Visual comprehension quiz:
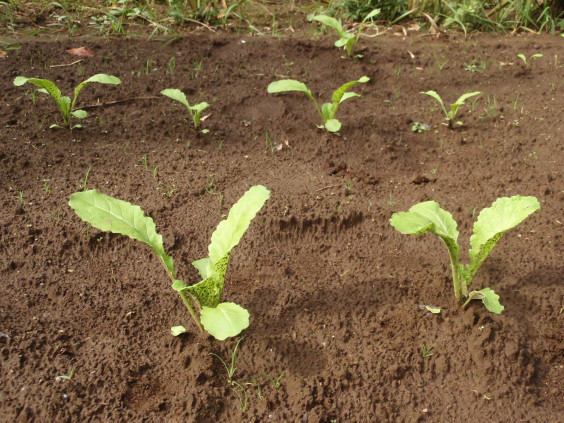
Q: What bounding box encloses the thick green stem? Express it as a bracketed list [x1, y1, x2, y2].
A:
[447, 247, 463, 304]
[178, 291, 203, 332]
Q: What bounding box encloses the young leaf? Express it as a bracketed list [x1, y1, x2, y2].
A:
[208, 185, 270, 264]
[161, 88, 190, 108]
[390, 201, 459, 243]
[468, 195, 540, 277]
[454, 91, 482, 106]
[72, 74, 121, 111]
[187, 254, 230, 307]
[267, 80, 312, 97]
[69, 190, 175, 277]
[466, 288, 504, 314]
[331, 76, 369, 110]
[420, 90, 447, 118]
[308, 15, 347, 39]
[171, 326, 187, 336]
[200, 302, 250, 341]
[324, 119, 341, 133]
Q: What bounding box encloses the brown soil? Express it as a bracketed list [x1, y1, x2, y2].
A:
[1, 31, 563, 422]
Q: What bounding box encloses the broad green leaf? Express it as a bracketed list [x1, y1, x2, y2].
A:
[73, 74, 121, 108]
[325, 119, 341, 132]
[467, 288, 504, 314]
[72, 109, 88, 119]
[69, 190, 175, 277]
[390, 201, 459, 241]
[192, 257, 213, 280]
[267, 80, 311, 96]
[454, 91, 482, 106]
[308, 15, 346, 37]
[421, 90, 447, 117]
[200, 302, 250, 340]
[208, 185, 270, 264]
[171, 326, 187, 336]
[468, 196, 539, 277]
[191, 102, 209, 113]
[161, 88, 189, 109]
[187, 254, 230, 307]
[517, 53, 526, 64]
[321, 102, 333, 121]
[331, 76, 369, 109]
[13, 77, 70, 123]
[340, 92, 362, 103]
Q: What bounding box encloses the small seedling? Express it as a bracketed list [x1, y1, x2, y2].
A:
[210, 337, 248, 412]
[517, 53, 542, 68]
[69, 186, 270, 340]
[17, 190, 24, 204]
[307, 9, 380, 57]
[411, 121, 430, 133]
[264, 370, 286, 389]
[390, 196, 540, 313]
[267, 76, 369, 132]
[56, 367, 75, 381]
[420, 90, 482, 128]
[421, 343, 435, 358]
[161, 88, 209, 131]
[14, 74, 121, 129]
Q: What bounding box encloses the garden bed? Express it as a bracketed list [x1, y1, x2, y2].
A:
[1, 30, 563, 422]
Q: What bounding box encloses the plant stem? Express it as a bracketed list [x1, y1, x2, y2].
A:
[178, 290, 203, 332]
[447, 247, 463, 304]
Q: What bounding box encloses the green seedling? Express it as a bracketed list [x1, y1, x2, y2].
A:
[210, 337, 248, 412]
[13, 74, 121, 129]
[517, 53, 542, 68]
[307, 9, 380, 57]
[56, 367, 75, 381]
[161, 88, 210, 130]
[69, 186, 270, 340]
[420, 90, 482, 128]
[265, 370, 286, 389]
[267, 76, 369, 132]
[421, 343, 435, 358]
[390, 196, 540, 314]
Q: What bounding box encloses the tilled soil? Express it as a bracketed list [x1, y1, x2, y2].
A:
[0, 31, 563, 422]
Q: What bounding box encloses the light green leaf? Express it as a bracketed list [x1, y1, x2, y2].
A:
[161, 88, 189, 108]
[187, 253, 230, 307]
[267, 80, 311, 96]
[308, 15, 345, 37]
[340, 92, 362, 103]
[331, 76, 369, 109]
[454, 91, 482, 106]
[208, 185, 270, 264]
[73, 74, 121, 109]
[72, 109, 88, 119]
[364, 9, 380, 20]
[390, 201, 459, 242]
[171, 326, 187, 336]
[69, 190, 175, 277]
[325, 119, 341, 132]
[466, 288, 504, 314]
[425, 305, 442, 314]
[171, 279, 187, 292]
[200, 302, 250, 340]
[421, 90, 447, 117]
[468, 195, 539, 277]
[191, 102, 209, 113]
[192, 257, 213, 280]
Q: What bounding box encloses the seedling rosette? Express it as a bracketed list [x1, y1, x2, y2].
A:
[390, 195, 540, 314]
[160, 88, 210, 131]
[267, 76, 369, 132]
[69, 185, 270, 340]
[14, 74, 121, 129]
[420, 90, 481, 128]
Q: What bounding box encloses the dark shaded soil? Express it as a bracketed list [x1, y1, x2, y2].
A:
[1, 31, 563, 422]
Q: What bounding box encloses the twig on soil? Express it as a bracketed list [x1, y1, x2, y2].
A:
[316, 185, 338, 192]
[50, 59, 83, 68]
[79, 96, 160, 109]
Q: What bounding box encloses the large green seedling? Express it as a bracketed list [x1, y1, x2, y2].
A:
[267, 76, 369, 132]
[308, 9, 380, 57]
[14, 74, 121, 129]
[420, 90, 481, 128]
[69, 186, 270, 340]
[390, 196, 539, 314]
[160, 88, 209, 130]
